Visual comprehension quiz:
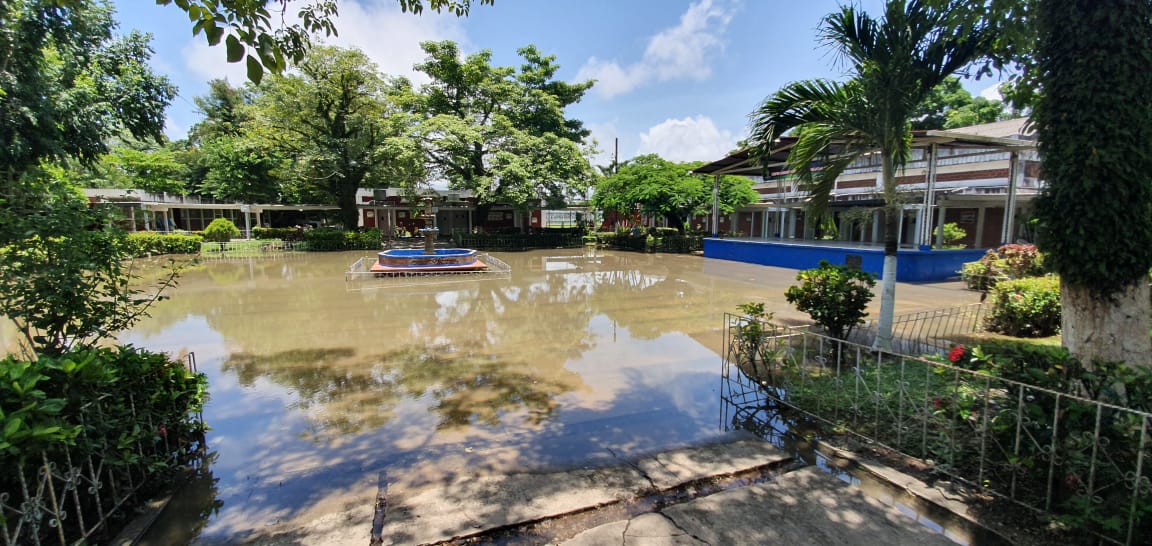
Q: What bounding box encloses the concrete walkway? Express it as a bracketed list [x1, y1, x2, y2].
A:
[238, 439, 971, 545]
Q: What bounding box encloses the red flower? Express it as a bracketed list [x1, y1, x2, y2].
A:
[948, 345, 966, 363]
[158, 425, 167, 438]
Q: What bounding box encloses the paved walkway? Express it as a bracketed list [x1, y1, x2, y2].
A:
[233, 439, 982, 545]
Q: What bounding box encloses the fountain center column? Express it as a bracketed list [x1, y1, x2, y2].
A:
[421, 196, 438, 255]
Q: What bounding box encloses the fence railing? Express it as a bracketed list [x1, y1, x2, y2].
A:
[0, 354, 206, 546]
[723, 315, 1152, 545]
[854, 303, 987, 356]
[199, 240, 309, 258]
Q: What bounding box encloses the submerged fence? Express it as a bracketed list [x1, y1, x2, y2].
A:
[723, 314, 1152, 545]
[0, 354, 206, 546]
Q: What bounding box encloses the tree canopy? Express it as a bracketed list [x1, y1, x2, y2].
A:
[406, 41, 595, 210]
[0, 0, 175, 188]
[911, 76, 1009, 130]
[591, 154, 758, 232]
[249, 46, 418, 228]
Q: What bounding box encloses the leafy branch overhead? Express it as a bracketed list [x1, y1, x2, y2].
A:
[156, 0, 494, 83]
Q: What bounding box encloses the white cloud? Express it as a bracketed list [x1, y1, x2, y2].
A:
[319, 0, 466, 83]
[979, 82, 1003, 101]
[585, 120, 621, 169]
[182, 40, 249, 84]
[576, 0, 737, 98]
[180, 0, 465, 85]
[637, 115, 735, 162]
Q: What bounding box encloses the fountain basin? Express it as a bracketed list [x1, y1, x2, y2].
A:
[371, 248, 488, 273]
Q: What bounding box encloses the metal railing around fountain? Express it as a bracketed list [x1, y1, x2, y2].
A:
[345, 253, 511, 283]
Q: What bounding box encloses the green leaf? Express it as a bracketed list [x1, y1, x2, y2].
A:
[205, 22, 224, 46]
[225, 35, 244, 63]
[4, 418, 22, 437]
[246, 55, 264, 84]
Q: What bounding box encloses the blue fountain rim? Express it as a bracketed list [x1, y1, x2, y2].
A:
[379, 249, 478, 257]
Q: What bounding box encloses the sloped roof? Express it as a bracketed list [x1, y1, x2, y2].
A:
[691, 120, 1035, 178]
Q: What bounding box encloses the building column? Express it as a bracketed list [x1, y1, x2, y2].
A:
[128, 207, 137, 232]
[1001, 150, 1021, 244]
[711, 175, 720, 237]
[935, 206, 947, 248]
[871, 210, 881, 244]
[919, 143, 939, 246]
[975, 207, 987, 248]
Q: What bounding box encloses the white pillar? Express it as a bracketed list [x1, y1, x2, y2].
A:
[975, 207, 987, 248]
[919, 143, 939, 246]
[1001, 150, 1021, 244]
[711, 175, 720, 237]
[935, 206, 947, 248]
[128, 207, 137, 232]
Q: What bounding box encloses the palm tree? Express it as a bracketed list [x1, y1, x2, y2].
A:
[748, 0, 995, 349]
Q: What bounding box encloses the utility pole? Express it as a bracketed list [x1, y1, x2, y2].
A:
[614, 137, 619, 174]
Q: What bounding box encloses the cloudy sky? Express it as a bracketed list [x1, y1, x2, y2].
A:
[111, 0, 1003, 166]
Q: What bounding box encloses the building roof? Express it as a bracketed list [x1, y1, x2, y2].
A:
[691, 119, 1035, 178]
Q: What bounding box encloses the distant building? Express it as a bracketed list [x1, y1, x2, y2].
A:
[693, 118, 1038, 249]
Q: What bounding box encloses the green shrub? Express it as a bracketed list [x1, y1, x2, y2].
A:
[202, 218, 241, 242]
[655, 227, 679, 236]
[594, 231, 617, 246]
[0, 203, 181, 356]
[122, 232, 203, 256]
[302, 228, 381, 251]
[0, 347, 208, 541]
[984, 276, 1062, 337]
[252, 226, 303, 241]
[936, 222, 967, 247]
[961, 243, 1046, 290]
[785, 260, 876, 340]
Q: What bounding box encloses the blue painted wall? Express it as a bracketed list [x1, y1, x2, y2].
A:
[703, 239, 986, 282]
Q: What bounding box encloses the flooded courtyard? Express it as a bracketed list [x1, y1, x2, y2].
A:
[85, 248, 976, 543]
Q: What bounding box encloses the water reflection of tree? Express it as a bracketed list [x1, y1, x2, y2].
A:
[222, 343, 581, 440]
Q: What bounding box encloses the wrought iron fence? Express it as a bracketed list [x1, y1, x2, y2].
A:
[0, 354, 206, 546]
[723, 315, 1152, 545]
[851, 303, 986, 356]
[198, 239, 309, 258]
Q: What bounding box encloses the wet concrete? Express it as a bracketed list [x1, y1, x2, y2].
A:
[99, 249, 981, 544]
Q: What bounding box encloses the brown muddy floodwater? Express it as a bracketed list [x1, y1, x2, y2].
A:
[100, 248, 972, 544]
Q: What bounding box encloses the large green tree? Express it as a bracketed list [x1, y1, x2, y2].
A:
[748, 0, 995, 349]
[252, 46, 419, 228]
[0, 1, 179, 356]
[911, 76, 1008, 130]
[592, 154, 757, 233]
[0, 0, 175, 191]
[1032, 0, 1152, 366]
[408, 41, 595, 214]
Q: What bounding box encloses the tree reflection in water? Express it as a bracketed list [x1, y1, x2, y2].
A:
[223, 343, 580, 440]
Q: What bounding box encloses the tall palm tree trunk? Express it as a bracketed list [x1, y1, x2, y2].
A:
[875, 153, 899, 350]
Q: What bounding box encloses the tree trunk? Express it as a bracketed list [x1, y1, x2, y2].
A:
[1062, 280, 1152, 368]
[336, 177, 361, 231]
[874, 155, 900, 351]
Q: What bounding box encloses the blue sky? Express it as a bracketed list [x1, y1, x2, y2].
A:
[111, 0, 1003, 166]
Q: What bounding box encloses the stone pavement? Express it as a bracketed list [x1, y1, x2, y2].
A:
[235, 438, 977, 545]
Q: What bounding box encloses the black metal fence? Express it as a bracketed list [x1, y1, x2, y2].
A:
[723, 316, 1152, 545]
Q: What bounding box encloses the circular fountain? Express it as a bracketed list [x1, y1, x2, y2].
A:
[370, 196, 489, 274]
